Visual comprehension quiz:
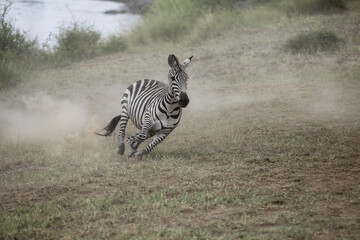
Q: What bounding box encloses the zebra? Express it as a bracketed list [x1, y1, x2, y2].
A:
[96, 54, 193, 157]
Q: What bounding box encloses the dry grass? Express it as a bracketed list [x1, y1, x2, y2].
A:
[1, 3, 360, 239]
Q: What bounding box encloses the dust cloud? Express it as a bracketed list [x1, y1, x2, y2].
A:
[0, 93, 99, 143]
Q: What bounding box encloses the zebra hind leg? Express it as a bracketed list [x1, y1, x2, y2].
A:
[117, 110, 129, 155]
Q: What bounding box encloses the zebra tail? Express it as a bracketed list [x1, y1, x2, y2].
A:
[95, 115, 121, 137]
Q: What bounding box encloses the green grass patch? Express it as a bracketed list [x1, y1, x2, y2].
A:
[0, 188, 273, 239]
[285, 30, 343, 54]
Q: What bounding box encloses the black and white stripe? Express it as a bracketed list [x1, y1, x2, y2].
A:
[97, 54, 193, 157]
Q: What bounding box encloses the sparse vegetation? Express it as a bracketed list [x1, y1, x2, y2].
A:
[285, 30, 343, 54]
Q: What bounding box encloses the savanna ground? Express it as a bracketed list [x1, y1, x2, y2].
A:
[1, 2, 360, 239]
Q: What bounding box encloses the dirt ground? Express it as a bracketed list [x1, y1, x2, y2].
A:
[0, 4, 359, 240]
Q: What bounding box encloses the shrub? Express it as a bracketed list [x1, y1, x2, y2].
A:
[285, 30, 343, 54]
[0, 1, 37, 89]
[100, 36, 127, 54]
[286, 0, 347, 14]
[0, 62, 19, 89]
[0, 4, 36, 56]
[54, 23, 101, 62]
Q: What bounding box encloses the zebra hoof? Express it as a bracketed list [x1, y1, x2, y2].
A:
[117, 143, 125, 155]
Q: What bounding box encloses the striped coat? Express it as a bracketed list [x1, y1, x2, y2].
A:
[97, 54, 193, 157]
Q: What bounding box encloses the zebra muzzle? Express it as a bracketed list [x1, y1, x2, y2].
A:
[179, 92, 189, 108]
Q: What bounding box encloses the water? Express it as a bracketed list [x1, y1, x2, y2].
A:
[6, 0, 141, 45]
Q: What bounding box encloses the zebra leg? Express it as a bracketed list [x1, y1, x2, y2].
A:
[134, 133, 169, 157]
[127, 131, 149, 157]
[127, 113, 153, 157]
[128, 140, 140, 157]
[117, 107, 129, 155]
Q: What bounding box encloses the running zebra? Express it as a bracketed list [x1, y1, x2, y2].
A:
[96, 54, 193, 157]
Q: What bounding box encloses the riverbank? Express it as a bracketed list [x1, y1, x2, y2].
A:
[5, 0, 140, 46]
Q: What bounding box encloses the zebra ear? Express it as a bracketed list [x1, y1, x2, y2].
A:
[183, 55, 193, 68]
[168, 54, 179, 68]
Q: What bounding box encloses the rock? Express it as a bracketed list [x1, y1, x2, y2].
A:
[108, 0, 154, 14]
[104, 9, 127, 15]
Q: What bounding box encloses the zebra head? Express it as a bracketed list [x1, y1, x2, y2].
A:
[168, 54, 193, 108]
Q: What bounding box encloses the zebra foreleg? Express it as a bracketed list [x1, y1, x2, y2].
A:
[127, 138, 140, 157]
[127, 113, 153, 157]
[127, 132, 149, 157]
[134, 133, 169, 157]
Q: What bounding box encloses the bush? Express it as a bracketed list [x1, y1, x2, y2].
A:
[100, 36, 127, 54]
[0, 2, 37, 89]
[285, 30, 343, 54]
[53, 23, 128, 65]
[0, 4, 36, 56]
[0, 62, 19, 89]
[54, 23, 101, 62]
[286, 0, 346, 14]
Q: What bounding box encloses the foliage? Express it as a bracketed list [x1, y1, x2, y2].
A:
[127, 0, 283, 44]
[53, 24, 128, 65]
[100, 36, 128, 54]
[285, 30, 343, 54]
[0, 61, 19, 89]
[285, 0, 347, 14]
[0, 1, 37, 89]
[54, 23, 101, 63]
[0, 4, 36, 56]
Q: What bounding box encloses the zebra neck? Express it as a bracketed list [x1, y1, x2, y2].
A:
[164, 90, 178, 106]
